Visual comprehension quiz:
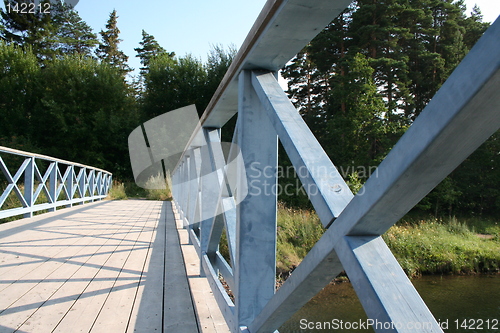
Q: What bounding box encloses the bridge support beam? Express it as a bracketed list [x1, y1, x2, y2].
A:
[234, 70, 278, 331]
[200, 129, 224, 276]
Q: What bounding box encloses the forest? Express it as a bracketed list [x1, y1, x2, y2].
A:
[0, 0, 498, 218]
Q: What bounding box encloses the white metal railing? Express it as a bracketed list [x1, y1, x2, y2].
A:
[170, 1, 500, 332]
[0, 146, 112, 220]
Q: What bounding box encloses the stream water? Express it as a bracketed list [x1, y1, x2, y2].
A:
[279, 275, 499, 332]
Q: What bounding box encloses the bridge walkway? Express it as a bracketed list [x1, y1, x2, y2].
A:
[0, 200, 228, 333]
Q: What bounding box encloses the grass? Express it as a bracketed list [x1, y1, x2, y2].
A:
[144, 174, 172, 201]
[274, 204, 500, 281]
[107, 175, 172, 201]
[276, 203, 325, 278]
[384, 217, 500, 278]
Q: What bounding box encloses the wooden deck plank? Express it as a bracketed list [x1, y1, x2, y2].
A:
[0, 205, 131, 331]
[90, 204, 160, 333]
[173, 205, 230, 333]
[163, 203, 200, 333]
[17, 201, 160, 333]
[0, 202, 112, 282]
[0, 199, 225, 333]
[126, 203, 166, 333]
[53, 201, 161, 333]
[0, 211, 124, 298]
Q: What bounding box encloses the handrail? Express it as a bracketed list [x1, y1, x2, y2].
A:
[0, 146, 112, 220]
[0, 146, 110, 174]
[169, 1, 500, 332]
[173, 0, 354, 172]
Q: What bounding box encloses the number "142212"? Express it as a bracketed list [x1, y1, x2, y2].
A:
[6, 2, 51, 14]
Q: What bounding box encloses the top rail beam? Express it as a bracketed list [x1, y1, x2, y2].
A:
[0, 146, 111, 175]
[173, 0, 353, 173]
[201, 0, 352, 128]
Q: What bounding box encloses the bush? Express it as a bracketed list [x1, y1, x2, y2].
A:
[107, 181, 127, 200]
[144, 174, 172, 201]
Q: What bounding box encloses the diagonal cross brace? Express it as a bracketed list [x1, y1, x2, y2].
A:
[248, 17, 500, 333]
[0, 157, 31, 209]
[33, 162, 55, 205]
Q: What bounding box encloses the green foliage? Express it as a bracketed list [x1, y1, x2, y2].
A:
[326, 53, 388, 167]
[1, 1, 99, 62]
[107, 181, 128, 200]
[276, 204, 324, 275]
[30, 54, 137, 177]
[1, 0, 57, 61]
[274, 205, 499, 280]
[384, 218, 500, 278]
[0, 40, 138, 179]
[141, 54, 205, 119]
[52, 3, 98, 57]
[282, 0, 493, 216]
[0, 42, 39, 140]
[140, 45, 235, 120]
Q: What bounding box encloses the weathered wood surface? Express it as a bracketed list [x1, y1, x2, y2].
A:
[0, 200, 228, 333]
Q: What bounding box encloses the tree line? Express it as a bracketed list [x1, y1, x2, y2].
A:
[0, 0, 235, 179]
[0, 0, 497, 217]
[281, 0, 497, 216]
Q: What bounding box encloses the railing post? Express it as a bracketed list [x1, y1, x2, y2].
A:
[234, 70, 278, 331]
[49, 161, 57, 212]
[180, 158, 189, 227]
[172, 169, 179, 204]
[65, 165, 74, 208]
[96, 171, 102, 200]
[187, 147, 202, 229]
[184, 154, 191, 225]
[199, 129, 224, 277]
[78, 168, 86, 204]
[23, 157, 34, 218]
[88, 169, 95, 202]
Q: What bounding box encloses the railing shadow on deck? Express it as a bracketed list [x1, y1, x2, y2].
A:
[0, 200, 112, 240]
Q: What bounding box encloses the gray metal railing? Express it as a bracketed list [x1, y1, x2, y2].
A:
[170, 1, 500, 332]
[0, 146, 112, 220]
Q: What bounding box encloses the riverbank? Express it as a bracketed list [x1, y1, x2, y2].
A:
[276, 204, 500, 281]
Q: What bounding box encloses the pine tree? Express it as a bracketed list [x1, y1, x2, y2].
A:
[53, 3, 98, 57]
[1, 1, 100, 61]
[135, 30, 173, 75]
[460, 5, 489, 50]
[326, 53, 387, 168]
[0, 0, 59, 61]
[349, 0, 413, 119]
[96, 10, 130, 74]
[282, 50, 332, 132]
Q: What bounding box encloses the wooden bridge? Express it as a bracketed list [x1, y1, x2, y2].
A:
[0, 200, 229, 333]
[1, 0, 500, 332]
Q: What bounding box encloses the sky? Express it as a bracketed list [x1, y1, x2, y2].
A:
[1, 0, 498, 77]
[71, 0, 498, 79]
[75, 0, 268, 77]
